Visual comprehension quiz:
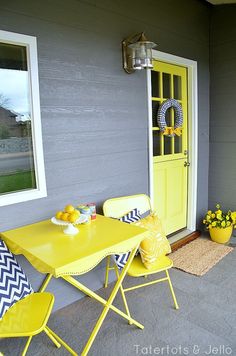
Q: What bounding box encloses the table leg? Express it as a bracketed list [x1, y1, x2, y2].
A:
[38, 274, 53, 292]
[114, 265, 132, 324]
[64, 245, 143, 356]
[63, 274, 143, 329]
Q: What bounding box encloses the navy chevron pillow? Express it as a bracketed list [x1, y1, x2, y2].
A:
[114, 208, 141, 270]
[0, 240, 33, 319]
[119, 208, 141, 224]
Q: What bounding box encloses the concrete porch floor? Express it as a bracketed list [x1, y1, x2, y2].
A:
[1, 244, 236, 356]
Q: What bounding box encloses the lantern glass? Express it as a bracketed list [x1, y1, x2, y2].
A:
[123, 32, 157, 73]
[132, 45, 153, 69]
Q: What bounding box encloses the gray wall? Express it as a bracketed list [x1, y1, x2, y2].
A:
[0, 0, 210, 310]
[209, 5, 236, 212]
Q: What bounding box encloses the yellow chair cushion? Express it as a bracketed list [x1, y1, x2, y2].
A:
[132, 212, 171, 269]
[0, 292, 54, 337]
[128, 254, 173, 277]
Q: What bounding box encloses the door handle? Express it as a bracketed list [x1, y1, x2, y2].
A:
[184, 161, 190, 167]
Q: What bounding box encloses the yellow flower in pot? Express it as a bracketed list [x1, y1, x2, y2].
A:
[203, 204, 236, 244]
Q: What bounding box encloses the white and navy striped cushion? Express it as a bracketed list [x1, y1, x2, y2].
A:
[0, 240, 33, 319]
[119, 208, 141, 223]
[113, 253, 130, 270]
[114, 208, 141, 270]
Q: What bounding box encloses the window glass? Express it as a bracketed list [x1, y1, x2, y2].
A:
[153, 131, 161, 156]
[164, 136, 172, 155]
[0, 42, 36, 195]
[173, 75, 182, 100]
[152, 101, 160, 127]
[151, 71, 160, 98]
[174, 135, 182, 154]
[163, 73, 171, 98]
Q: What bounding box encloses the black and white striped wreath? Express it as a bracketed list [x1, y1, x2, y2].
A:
[157, 98, 183, 132]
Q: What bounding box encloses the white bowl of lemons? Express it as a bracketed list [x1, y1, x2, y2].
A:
[51, 205, 88, 235]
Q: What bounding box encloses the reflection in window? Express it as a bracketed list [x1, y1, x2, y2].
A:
[153, 131, 161, 156]
[164, 136, 172, 155]
[152, 101, 160, 127]
[151, 71, 160, 98]
[174, 135, 182, 154]
[0, 42, 36, 195]
[173, 75, 182, 100]
[163, 73, 171, 98]
[164, 107, 172, 127]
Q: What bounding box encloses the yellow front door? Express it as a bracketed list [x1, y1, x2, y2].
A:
[151, 60, 188, 235]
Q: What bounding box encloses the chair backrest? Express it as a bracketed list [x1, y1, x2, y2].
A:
[103, 194, 152, 218]
[0, 240, 33, 319]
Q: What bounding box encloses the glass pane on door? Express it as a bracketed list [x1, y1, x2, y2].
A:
[164, 136, 172, 155]
[152, 101, 160, 127]
[163, 73, 171, 98]
[173, 75, 182, 100]
[151, 71, 160, 98]
[153, 131, 161, 156]
[174, 135, 182, 153]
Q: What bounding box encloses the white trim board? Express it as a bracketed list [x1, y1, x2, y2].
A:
[0, 30, 47, 206]
[147, 50, 198, 234]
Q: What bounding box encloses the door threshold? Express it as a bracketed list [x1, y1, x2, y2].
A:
[169, 229, 201, 252]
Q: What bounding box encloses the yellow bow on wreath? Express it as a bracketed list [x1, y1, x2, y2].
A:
[163, 126, 182, 136]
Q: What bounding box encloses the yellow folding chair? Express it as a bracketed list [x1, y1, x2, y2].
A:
[103, 194, 179, 318]
[0, 238, 77, 356]
[0, 292, 78, 356]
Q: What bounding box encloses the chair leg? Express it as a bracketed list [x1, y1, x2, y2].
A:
[45, 326, 78, 356]
[44, 327, 61, 348]
[104, 256, 110, 288]
[165, 269, 179, 310]
[114, 266, 132, 324]
[22, 336, 33, 356]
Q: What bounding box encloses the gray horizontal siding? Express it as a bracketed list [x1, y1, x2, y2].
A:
[43, 130, 147, 161]
[45, 151, 148, 189]
[0, 0, 210, 310]
[209, 5, 236, 210]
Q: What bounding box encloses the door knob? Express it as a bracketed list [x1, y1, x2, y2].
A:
[184, 161, 190, 167]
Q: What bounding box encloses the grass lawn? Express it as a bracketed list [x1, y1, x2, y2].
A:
[0, 171, 36, 194]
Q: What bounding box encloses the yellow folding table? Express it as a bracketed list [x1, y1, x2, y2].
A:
[0, 214, 149, 355]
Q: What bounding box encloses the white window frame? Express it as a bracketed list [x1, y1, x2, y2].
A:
[0, 30, 47, 206]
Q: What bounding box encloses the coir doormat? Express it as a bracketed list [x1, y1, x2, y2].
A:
[170, 238, 233, 276]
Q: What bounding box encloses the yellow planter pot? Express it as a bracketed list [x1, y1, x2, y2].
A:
[209, 225, 233, 244]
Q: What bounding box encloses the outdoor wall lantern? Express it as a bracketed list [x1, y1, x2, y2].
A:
[122, 32, 157, 74]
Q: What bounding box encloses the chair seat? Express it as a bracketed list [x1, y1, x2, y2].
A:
[128, 254, 173, 277]
[0, 292, 54, 337]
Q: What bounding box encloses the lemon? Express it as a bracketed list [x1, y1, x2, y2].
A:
[61, 212, 70, 221]
[55, 211, 63, 220]
[68, 212, 79, 223]
[74, 210, 80, 217]
[64, 205, 75, 214]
